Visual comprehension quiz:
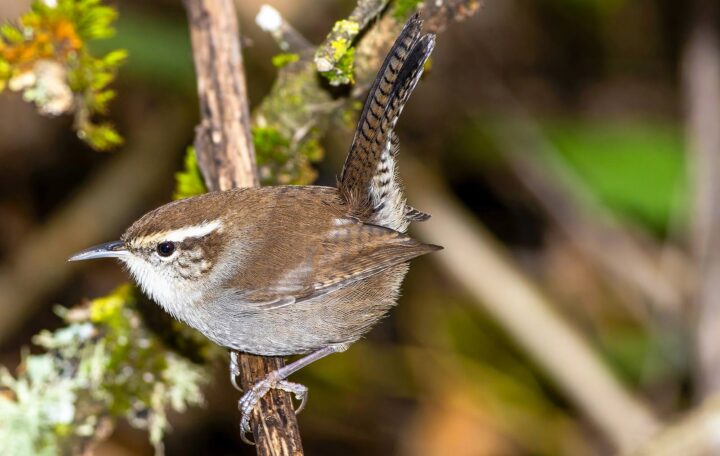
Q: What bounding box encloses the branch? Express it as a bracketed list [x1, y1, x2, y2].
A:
[183, 0, 303, 453]
[185, 0, 259, 192]
[683, 0, 720, 398]
[627, 395, 720, 456]
[255, 5, 312, 53]
[314, 0, 388, 72]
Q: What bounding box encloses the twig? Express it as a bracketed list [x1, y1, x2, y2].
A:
[349, 0, 480, 98]
[183, 0, 303, 453]
[628, 395, 720, 456]
[403, 159, 662, 452]
[683, 0, 720, 399]
[314, 0, 388, 72]
[254, 5, 312, 53]
[0, 104, 189, 346]
[420, 0, 484, 32]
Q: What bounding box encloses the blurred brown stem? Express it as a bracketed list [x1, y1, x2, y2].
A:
[183, 0, 303, 453]
[628, 395, 720, 456]
[403, 159, 662, 452]
[683, 0, 720, 399]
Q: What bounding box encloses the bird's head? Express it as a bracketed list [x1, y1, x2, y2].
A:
[69, 198, 229, 315]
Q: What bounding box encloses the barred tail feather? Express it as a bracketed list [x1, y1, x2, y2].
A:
[339, 15, 422, 195]
[339, 14, 435, 232]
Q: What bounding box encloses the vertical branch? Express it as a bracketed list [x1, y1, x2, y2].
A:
[183, 0, 303, 453]
[683, 0, 720, 398]
[185, 0, 259, 191]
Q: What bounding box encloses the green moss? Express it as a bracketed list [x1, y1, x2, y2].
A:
[253, 126, 291, 166]
[271, 53, 300, 68]
[299, 137, 323, 162]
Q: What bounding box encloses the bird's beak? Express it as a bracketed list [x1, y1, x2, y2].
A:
[68, 241, 128, 262]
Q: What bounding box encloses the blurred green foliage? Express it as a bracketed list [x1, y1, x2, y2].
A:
[252, 124, 324, 185]
[0, 0, 126, 150]
[455, 118, 687, 232]
[546, 120, 687, 231]
[174, 147, 207, 200]
[392, 0, 424, 19]
[271, 53, 300, 69]
[598, 324, 689, 388]
[91, 8, 194, 93]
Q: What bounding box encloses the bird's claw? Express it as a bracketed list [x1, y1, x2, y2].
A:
[238, 376, 308, 445]
[229, 351, 243, 392]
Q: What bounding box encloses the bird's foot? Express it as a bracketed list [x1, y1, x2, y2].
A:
[238, 374, 308, 444]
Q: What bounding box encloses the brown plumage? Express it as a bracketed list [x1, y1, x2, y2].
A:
[69, 14, 440, 433]
[117, 185, 438, 354]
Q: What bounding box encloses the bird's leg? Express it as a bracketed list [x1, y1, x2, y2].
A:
[237, 343, 349, 443]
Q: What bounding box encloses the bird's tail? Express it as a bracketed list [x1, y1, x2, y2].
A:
[338, 14, 435, 232]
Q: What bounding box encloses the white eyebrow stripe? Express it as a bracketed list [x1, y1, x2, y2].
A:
[164, 220, 222, 242]
[138, 220, 222, 244]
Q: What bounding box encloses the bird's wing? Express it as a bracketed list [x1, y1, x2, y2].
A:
[217, 217, 440, 310]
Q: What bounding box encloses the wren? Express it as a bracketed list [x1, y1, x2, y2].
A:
[70, 15, 440, 437]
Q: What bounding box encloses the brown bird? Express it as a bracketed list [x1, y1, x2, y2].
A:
[69, 14, 440, 437]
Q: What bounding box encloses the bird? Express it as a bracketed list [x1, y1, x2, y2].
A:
[69, 14, 440, 439]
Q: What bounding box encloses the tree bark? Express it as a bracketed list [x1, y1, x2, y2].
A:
[185, 0, 259, 191]
[184, 0, 303, 453]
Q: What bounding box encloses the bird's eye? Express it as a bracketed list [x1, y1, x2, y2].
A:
[157, 241, 175, 257]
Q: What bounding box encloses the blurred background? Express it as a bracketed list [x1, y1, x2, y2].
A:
[0, 0, 717, 454]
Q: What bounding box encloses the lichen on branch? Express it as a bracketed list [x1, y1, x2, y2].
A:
[0, 285, 208, 456]
[314, 0, 388, 86]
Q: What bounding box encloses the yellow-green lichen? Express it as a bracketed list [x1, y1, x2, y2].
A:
[271, 53, 300, 69]
[2, 284, 208, 455]
[332, 19, 360, 36]
[321, 45, 355, 86]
